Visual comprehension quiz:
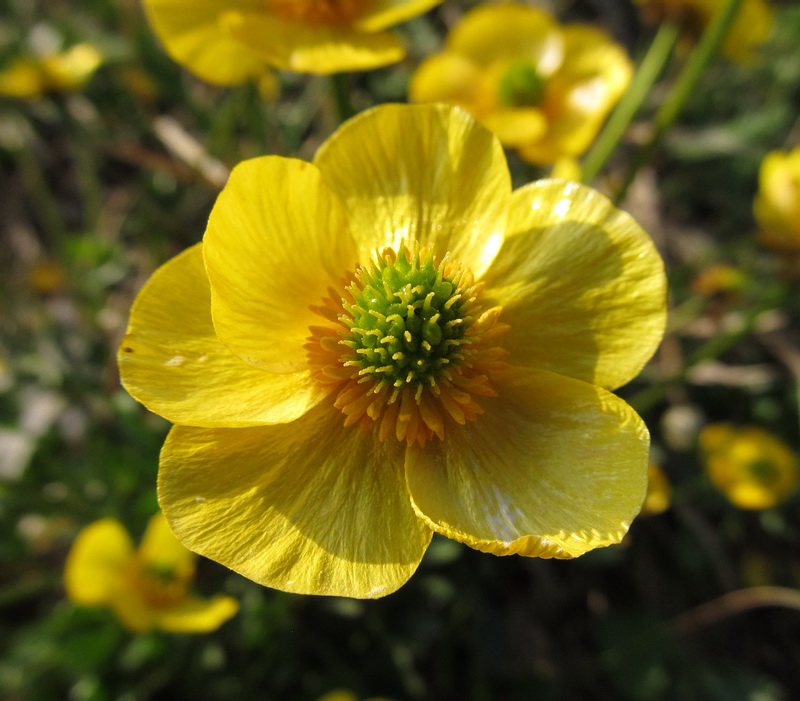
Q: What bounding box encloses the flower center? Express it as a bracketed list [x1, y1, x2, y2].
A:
[498, 61, 546, 108]
[128, 559, 191, 609]
[748, 459, 779, 485]
[306, 246, 509, 446]
[267, 0, 368, 24]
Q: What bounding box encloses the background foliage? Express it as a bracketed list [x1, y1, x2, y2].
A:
[2, 0, 800, 699]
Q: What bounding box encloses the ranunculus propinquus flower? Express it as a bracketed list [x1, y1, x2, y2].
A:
[754, 147, 800, 251]
[700, 424, 798, 510]
[634, 0, 773, 63]
[141, 0, 442, 83]
[65, 514, 238, 632]
[0, 43, 102, 98]
[119, 104, 667, 598]
[408, 3, 632, 165]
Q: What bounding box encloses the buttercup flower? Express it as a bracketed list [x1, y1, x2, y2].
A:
[119, 104, 666, 598]
[634, 0, 773, 63]
[754, 147, 800, 251]
[65, 514, 239, 632]
[142, 0, 442, 83]
[0, 43, 102, 98]
[408, 4, 632, 165]
[700, 423, 798, 510]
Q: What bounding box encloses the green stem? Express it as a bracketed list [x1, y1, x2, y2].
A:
[614, 0, 745, 204]
[330, 72, 354, 124]
[581, 21, 681, 183]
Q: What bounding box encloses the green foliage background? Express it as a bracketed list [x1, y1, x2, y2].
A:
[1, 0, 800, 699]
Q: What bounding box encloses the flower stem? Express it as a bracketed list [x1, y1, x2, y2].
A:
[614, 0, 745, 204]
[331, 72, 354, 123]
[581, 21, 681, 184]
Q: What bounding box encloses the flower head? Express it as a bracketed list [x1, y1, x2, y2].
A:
[65, 514, 238, 632]
[700, 423, 798, 510]
[634, 0, 773, 63]
[754, 147, 800, 251]
[0, 43, 102, 98]
[119, 104, 666, 598]
[408, 4, 632, 165]
[141, 0, 442, 83]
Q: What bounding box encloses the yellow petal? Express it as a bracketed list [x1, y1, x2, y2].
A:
[142, 0, 265, 85]
[158, 403, 432, 598]
[221, 11, 404, 74]
[138, 513, 195, 577]
[313, 103, 510, 277]
[408, 52, 480, 107]
[405, 367, 650, 559]
[0, 58, 46, 98]
[155, 595, 239, 633]
[446, 4, 563, 75]
[355, 0, 443, 32]
[65, 519, 133, 606]
[203, 157, 358, 373]
[481, 180, 666, 390]
[108, 586, 159, 632]
[40, 43, 103, 92]
[119, 244, 327, 426]
[480, 107, 547, 147]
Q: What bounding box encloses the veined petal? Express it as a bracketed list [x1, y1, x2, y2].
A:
[158, 403, 432, 598]
[447, 4, 563, 75]
[408, 52, 480, 107]
[138, 513, 195, 577]
[204, 157, 358, 372]
[405, 367, 650, 559]
[142, 0, 265, 85]
[481, 180, 666, 390]
[355, 0, 443, 32]
[119, 244, 327, 426]
[65, 519, 133, 606]
[155, 595, 239, 633]
[313, 103, 510, 277]
[221, 12, 404, 74]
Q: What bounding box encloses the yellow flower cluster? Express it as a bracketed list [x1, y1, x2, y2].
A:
[409, 4, 632, 165]
[65, 514, 238, 632]
[700, 423, 798, 510]
[119, 103, 667, 598]
[0, 43, 102, 98]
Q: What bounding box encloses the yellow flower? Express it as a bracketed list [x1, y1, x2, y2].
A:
[119, 104, 667, 598]
[700, 423, 798, 510]
[65, 514, 239, 632]
[408, 4, 632, 165]
[141, 0, 443, 83]
[634, 0, 773, 63]
[640, 463, 672, 515]
[754, 147, 800, 251]
[0, 43, 103, 98]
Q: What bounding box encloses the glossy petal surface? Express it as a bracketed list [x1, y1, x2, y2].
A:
[65, 519, 133, 605]
[159, 403, 432, 598]
[204, 157, 358, 372]
[119, 244, 327, 426]
[222, 12, 404, 73]
[482, 180, 666, 390]
[143, 0, 265, 84]
[406, 368, 649, 558]
[314, 104, 510, 277]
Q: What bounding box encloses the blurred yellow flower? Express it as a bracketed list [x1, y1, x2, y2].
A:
[700, 424, 798, 510]
[409, 4, 632, 165]
[0, 43, 102, 98]
[65, 514, 238, 632]
[142, 0, 442, 82]
[119, 103, 666, 598]
[640, 463, 672, 515]
[634, 0, 773, 63]
[691, 263, 746, 298]
[754, 146, 800, 251]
